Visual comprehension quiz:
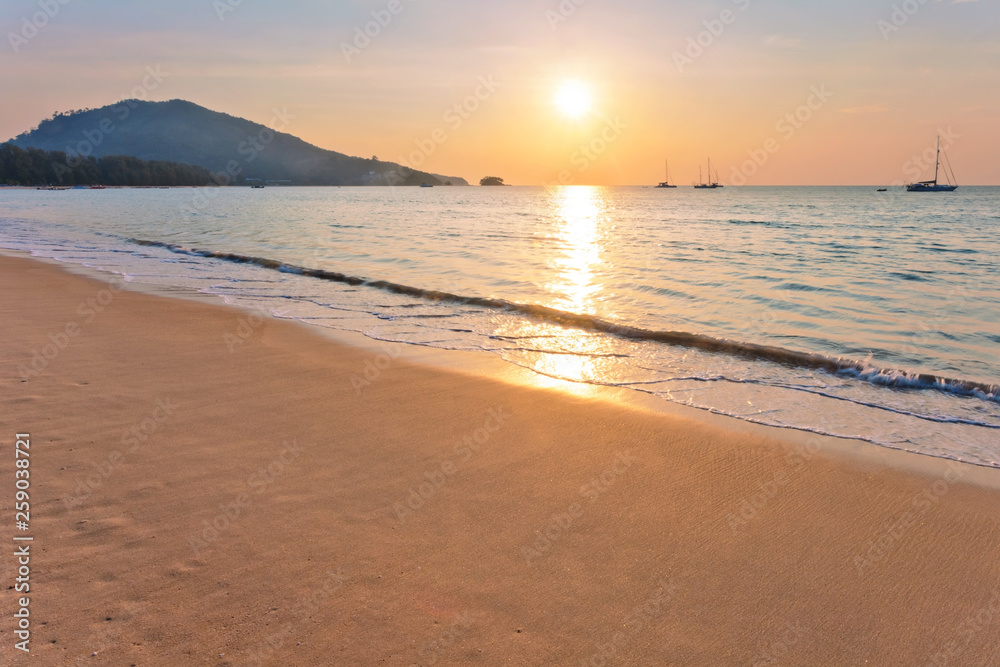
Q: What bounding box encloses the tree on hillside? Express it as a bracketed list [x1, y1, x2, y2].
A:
[0, 143, 216, 186]
[480, 176, 506, 186]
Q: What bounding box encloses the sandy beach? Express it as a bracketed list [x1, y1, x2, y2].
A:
[2, 252, 999, 666]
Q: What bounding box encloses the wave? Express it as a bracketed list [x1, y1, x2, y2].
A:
[496, 360, 1000, 468]
[922, 246, 978, 254]
[727, 219, 785, 227]
[128, 238, 1000, 404]
[777, 282, 837, 293]
[888, 272, 931, 282]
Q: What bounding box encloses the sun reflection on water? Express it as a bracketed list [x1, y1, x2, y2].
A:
[548, 185, 606, 314]
[491, 187, 624, 391]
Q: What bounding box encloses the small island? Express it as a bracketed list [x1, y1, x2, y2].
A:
[479, 176, 508, 186]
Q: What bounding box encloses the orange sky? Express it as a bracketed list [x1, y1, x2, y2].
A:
[2, 0, 997, 185]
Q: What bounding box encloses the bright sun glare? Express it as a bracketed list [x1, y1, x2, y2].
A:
[554, 81, 592, 118]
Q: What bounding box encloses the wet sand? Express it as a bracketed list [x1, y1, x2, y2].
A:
[2, 253, 999, 665]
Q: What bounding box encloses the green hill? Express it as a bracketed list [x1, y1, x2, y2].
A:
[9, 99, 468, 186]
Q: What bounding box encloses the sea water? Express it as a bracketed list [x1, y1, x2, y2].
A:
[2, 185, 997, 465]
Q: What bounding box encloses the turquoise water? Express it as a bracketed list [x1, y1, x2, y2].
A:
[2, 185, 998, 465]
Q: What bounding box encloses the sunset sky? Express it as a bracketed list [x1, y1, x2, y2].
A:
[2, 0, 997, 185]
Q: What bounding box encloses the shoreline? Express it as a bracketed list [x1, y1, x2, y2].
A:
[4, 184, 1000, 189]
[3, 252, 1000, 664]
[8, 246, 1000, 487]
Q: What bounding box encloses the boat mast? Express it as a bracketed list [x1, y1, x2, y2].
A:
[934, 136, 940, 185]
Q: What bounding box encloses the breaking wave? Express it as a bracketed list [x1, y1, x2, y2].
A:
[129, 238, 1000, 404]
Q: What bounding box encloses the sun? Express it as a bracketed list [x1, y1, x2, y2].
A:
[554, 80, 592, 119]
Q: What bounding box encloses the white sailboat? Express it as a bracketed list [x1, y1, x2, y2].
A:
[656, 160, 677, 188]
[693, 158, 723, 189]
[906, 136, 958, 192]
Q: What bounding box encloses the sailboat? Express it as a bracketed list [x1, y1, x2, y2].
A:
[656, 160, 677, 188]
[693, 158, 723, 189]
[906, 136, 958, 192]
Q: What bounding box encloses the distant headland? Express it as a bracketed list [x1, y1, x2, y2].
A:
[6, 99, 468, 187]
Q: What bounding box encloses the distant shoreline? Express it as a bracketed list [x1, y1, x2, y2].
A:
[4, 183, 998, 189]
